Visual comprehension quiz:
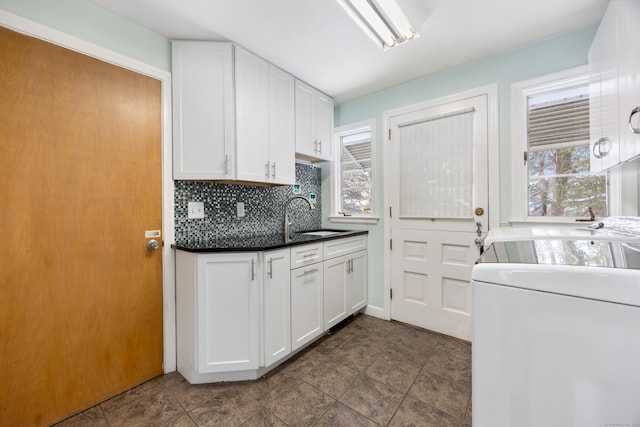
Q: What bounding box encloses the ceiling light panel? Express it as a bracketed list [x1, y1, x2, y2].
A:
[337, 0, 418, 50]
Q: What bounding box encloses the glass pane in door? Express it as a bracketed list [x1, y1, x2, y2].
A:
[398, 110, 474, 218]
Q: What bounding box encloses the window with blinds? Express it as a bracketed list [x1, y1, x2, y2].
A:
[526, 84, 607, 217]
[334, 123, 375, 216]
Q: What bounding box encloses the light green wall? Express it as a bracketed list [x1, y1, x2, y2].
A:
[0, 0, 170, 71]
[324, 26, 600, 308]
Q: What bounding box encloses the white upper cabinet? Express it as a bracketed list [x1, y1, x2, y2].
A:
[295, 79, 334, 162]
[617, 0, 640, 163]
[267, 65, 296, 184]
[172, 41, 235, 180]
[172, 42, 296, 184]
[589, 0, 640, 171]
[235, 46, 269, 183]
[589, 1, 619, 172]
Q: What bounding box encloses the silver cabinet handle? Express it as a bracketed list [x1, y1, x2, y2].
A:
[224, 154, 230, 175]
[265, 161, 270, 178]
[271, 162, 276, 178]
[146, 239, 160, 251]
[317, 139, 322, 154]
[267, 258, 273, 279]
[303, 253, 318, 258]
[629, 107, 640, 134]
[296, 268, 319, 278]
[593, 137, 610, 159]
[314, 139, 319, 153]
[251, 259, 255, 281]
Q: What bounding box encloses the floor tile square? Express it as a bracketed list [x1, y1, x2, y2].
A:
[339, 375, 405, 425]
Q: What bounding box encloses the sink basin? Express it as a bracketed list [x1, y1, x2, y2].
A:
[300, 231, 344, 237]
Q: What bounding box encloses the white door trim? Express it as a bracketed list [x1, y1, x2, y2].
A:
[382, 83, 500, 323]
[0, 10, 177, 372]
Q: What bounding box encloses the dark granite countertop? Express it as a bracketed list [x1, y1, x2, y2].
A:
[172, 229, 368, 253]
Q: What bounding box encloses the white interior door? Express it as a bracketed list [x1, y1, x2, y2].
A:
[388, 93, 489, 341]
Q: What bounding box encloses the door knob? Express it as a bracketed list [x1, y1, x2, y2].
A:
[146, 239, 160, 251]
[475, 207, 485, 216]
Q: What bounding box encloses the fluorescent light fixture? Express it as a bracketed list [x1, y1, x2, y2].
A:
[337, 0, 418, 50]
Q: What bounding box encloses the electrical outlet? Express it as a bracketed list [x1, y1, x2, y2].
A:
[237, 202, 245, 218]
[187, 201, 205, 219]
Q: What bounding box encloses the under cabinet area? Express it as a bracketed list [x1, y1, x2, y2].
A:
[174, 232, 368, 384]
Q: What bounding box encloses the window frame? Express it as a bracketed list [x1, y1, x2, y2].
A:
[329, 119, 379, 224]
[510, 65, 621, 223]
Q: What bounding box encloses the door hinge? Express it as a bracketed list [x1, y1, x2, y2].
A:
[389, 206, 392, 218]
[523, 151, 528, 165]
[390, 239, 393, 250]
[388, 128, 391, 140]
[390, 288, 393, 299]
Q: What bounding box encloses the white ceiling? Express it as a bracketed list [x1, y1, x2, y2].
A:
[88, 0, 608, 104]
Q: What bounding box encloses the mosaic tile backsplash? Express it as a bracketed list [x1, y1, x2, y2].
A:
[175, 164, 322, 242]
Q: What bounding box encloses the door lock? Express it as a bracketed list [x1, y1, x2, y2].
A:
[146, 239, 160, 251]
[475, 207, 485, 216]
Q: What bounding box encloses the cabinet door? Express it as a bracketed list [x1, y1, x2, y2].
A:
[347, 250, 368, 314]
[323, 256, 348, 329]
[263, 249, 291, 367]
[269, 65, 296, 185]
[196, 253, 259, 373]
[295, 80, 316, 158]
[589, 4, 619, 172]
[291, 265, 324, 351]
[235, 47, 270, 183]
[617, 0, 640, 163]
[313, 92, 334, 161]
[172, 41, 234, 180]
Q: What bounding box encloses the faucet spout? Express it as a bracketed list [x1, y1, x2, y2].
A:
[284, 195, 314, 243]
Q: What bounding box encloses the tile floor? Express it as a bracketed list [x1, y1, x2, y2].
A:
[55, 314, 472, 427]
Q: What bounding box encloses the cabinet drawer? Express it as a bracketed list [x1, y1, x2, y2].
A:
[323, 235, 368, 260]
[290, 243, 323, 268]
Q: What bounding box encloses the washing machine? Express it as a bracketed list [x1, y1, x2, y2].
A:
[472, 218, 640, 427]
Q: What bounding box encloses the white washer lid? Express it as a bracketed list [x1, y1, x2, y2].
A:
[472, 263, 640, 306]
[485, 217, 640, 247]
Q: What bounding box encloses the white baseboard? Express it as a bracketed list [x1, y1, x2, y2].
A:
[364, 304, 388, 320]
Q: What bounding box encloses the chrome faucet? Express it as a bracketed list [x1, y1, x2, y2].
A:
[284, 195, 315, 243]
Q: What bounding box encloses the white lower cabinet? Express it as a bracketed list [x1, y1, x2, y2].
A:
[176, 251, 259, 383]
[291, 263, 324, 351]
[323, 255, 348, 329]
[175, 234, 367, 383]
[347, 250, 368, 313]
[262, 249, 291, 367]
[323, 250, 368, 330]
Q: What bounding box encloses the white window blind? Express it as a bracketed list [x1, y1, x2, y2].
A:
[398, 109, 474, 218]
[527, 89, 589, 149]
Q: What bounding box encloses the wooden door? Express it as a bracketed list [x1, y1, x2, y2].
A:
[0, 26, 163, 426]
[388, 94, 489, 341]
